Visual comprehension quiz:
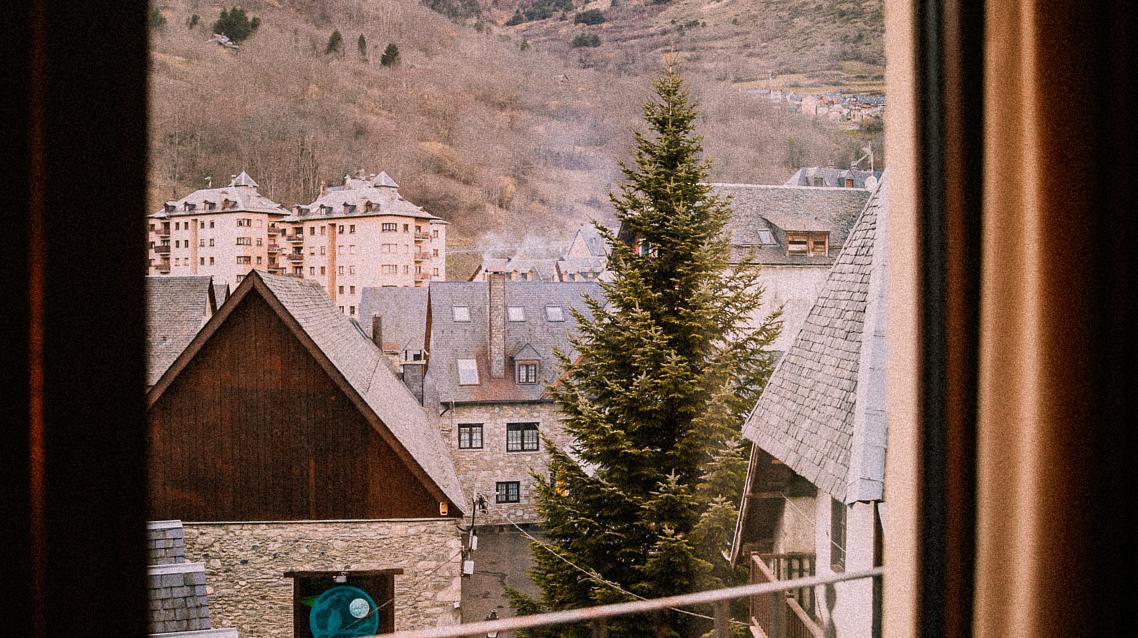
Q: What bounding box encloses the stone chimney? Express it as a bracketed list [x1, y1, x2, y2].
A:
[319, 179, 327, 197]
[487, 273, 506, 378]
[401, 362, 426, 405]
[371, 314, 383, 350]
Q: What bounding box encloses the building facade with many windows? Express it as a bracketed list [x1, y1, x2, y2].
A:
[279, 172, 447, 318]
[146, 172, 289, 290]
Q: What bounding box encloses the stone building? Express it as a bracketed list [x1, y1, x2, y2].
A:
[361, 276, 602, 525]
[732, 177, 888, 638]
[147, 271, 466, 636]
[471, 224, 609, 283]
[147, 172, 289, 289]
[713, 183, 872, 351]
[281, 171, 448, 318]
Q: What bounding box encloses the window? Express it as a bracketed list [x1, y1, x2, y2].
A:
[338, 245, 344, 255]
[338, 266, 344, 275]
[236, 218, 251, 227]
[319, 246, 326, 255]
[209, 257, 214, 265]
[349, 265, 356, 275]
[235, 274, 244, 282]
[403, 223, 409, 232]
[349, 224, 356, 234]
[236, 256, 251, 264]
[457, 358, 479, 385]
[236, 237, 251, 245]
[516, 361, 538, 384]
[831, 498, 847, 572]
[382, 223, 397, 232]
[756, 229, 776, 245]
[507, 306, 526, 322]
[458, 424, 483, 449]
[309, 267, 315, 275]
[199, 221, 204, 229]
[381, 265, 397, 274]
[432, 229, 439, 238]
[209, 221, 214, 228]
[320, 266, 326, 275]
[545, 306, 565, 322]
[338, 285, 344, 294]
[495, 481, 520, 503]
[320, 226, 326, 235]
[256, 238, 262, 246]
[349, 245, 356, 255]
[507, 422, 539, 452]
[256, 256, 262, 265]
[199, 239, 204, 247]
[349, 286, 355, 294]
[338, 225, 344, 234]
[453, 306, 471, 322]
[787, 233, 809, 254]
[810, 234, 829, 256]
[349, 306, 355, 315]
[199, 258, 204, 265]
[433, 268, 439, 276]
[209, 238, 214, 247]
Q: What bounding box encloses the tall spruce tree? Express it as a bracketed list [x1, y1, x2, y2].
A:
[511, 70, 780, 637]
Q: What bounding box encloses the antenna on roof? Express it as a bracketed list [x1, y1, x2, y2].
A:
[205, 175, 212, 188]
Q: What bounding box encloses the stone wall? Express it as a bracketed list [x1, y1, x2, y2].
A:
[183, 519, 463, 636]
[440, 402, 568, 524]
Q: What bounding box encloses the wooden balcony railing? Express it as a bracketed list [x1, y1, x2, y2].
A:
[154, 244, 170, 255]
[748, 553, 823, 638]
[287, 233, 305, 243]
[287, 253, 304, 262]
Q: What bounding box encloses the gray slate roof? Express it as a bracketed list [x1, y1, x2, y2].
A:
[422, 281, 602, 405]
[358, 286, 430, 353]
[151, 171, 287, 218]
[784, 166, 882, 189]
[716, 184, 871, 266]
[146, 276, 215, 386]
[255, 273, 465, 508]
[287, 171, 443, 222]
[568, 225, 610, 257]
[740, 176, 888, 503]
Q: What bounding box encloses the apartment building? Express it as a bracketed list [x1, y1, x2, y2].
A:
[147, 172, 289, 289]
[280, 171, 448, 318]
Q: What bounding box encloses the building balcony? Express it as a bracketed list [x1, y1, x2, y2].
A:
[415, 272, 431, 282]
[154, 244, 170, 255]
[748, 553, 823, 638]
[287, 253, 304, 263]
[414, 232, 431, 242]
[156, 259, 170, 273]
[267, 264, 284, 274]
[287, 234, 305, 243]
[267, 243, 280, 253]
[414, 251, 431, 261]
[158, 226, 170, 238]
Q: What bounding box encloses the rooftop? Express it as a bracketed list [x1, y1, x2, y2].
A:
[151, 171, 287, 218]
[287, 170, 444, 222]
[146, 276, 216, 386]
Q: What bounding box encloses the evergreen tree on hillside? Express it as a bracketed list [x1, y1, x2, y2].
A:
[212, 7, 260, 44]
[357, 34, 368, 60]
[380, 43, 401, 67]
[326, 30, 343, 56]
[510, 70, 780, 637]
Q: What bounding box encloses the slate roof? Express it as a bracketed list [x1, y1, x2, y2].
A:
[421, 281, 602, 405]
[784, 166, 882, 189]
[254, 273, 465, 508]
[286, 170, 444, 223]
[151, 171, 287, 218]
[358, 287, 430, 353]
[212, 282, 230, 306]
[557, 256, 607, 276]
[740, 176, 888, 504]
[568, 225, 610, 257]
[714, 184, 871, 266]
[146, 276, 215, 386]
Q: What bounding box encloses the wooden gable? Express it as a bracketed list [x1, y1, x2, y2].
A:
[148, 291, 442, 521]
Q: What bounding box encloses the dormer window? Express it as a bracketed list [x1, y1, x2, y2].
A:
[786, 232, 829, 256]
[786, 233, 809, 255]
[457, 358, 479, 385]
[516, 361, 539, 384]
[205, 200, 217, 211]
[183, 202, 196, 211]
[810, 234, 829, 256]
[507, 306, 526, 322]
[545, 306, 565, 322]
[756, 229, 776, 245]
[164, 203, 176, 213]
[453, 306, 471, 322]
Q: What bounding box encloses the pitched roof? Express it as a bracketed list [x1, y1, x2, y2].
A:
[288, 170, 442, 222]
[568, 225, 609, 257]
[151, 172, 286, 218]
[358, 287, 430, 353]
[740, 176, 888, 503]
[714, 184, 871, 266]
[212, 282, 230, 306]
[784, 166, 882, 189]
[422, 281, 602, 405]
[148, 272, 465, 511]
[146, 276, 215, 386]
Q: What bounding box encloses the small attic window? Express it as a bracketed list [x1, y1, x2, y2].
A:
[787, 233, 809, 255]
[457, 359, 479, 385]
[507, 306, 526, 322]
[756, 229, 776, 245]
[545, 306, 565, 322]
[164, 203, 175, 213]
[453, 306, 471, 322]
[183, 202, 196, 211]
[205, 200, 217, 210]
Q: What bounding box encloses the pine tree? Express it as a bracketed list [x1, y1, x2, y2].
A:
[380, 43, 400, 67]
[326, 30, 343, 56]
[512, 70, 780, 637]
[357, 34, 368, 60]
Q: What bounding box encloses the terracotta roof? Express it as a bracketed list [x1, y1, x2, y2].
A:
[740, 176, 888, 503]
[714, 184, 871, 266]
[146, 276, 215, 386]
[420, 281, 602, 405]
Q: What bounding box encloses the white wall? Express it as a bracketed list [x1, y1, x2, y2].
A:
[748, 265, 831, 352]
[813, 497, 879, 638]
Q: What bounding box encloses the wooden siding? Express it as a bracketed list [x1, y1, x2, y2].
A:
[149, 293, 440, 521]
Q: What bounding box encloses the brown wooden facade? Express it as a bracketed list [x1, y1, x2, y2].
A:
[148, 291, 445, 521]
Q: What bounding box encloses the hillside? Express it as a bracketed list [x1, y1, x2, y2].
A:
[149, 0, 880, 252]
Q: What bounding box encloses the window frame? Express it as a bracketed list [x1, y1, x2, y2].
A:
[506, 422, 540, 452]
[457, 424, 484, 450]
[495, 481, 521, 503]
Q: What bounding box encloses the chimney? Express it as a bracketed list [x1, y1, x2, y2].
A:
[401, 362, 426, 405]
[487, 273, 506, 378]
[319, 179, 327, 197]
[371, 314, 383, 350]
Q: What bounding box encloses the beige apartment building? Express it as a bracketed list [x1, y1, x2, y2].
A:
[147, 172, 289, 289]
[279, 171, 447, 318]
